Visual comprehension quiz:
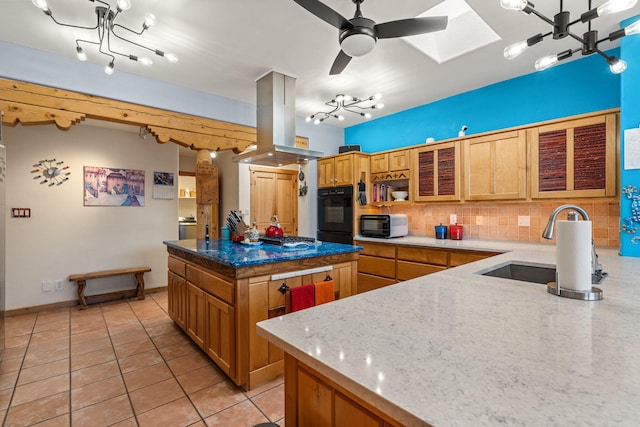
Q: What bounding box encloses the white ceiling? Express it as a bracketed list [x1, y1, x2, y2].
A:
[1, 0, 639, 128]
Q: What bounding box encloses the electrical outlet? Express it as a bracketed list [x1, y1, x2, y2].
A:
[476, 216, 483, 225]
[42, 280, 53, 292]
[450, 214, 457, 224]
[518, 215, 531, 226]
[55, 280, 63, 291]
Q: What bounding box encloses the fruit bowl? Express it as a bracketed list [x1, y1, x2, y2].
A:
[391, 191, 408, 201]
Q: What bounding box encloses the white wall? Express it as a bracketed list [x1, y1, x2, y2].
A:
[4, 123, 177, 310]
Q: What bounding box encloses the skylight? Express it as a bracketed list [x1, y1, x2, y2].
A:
[404, 0, 501, 64]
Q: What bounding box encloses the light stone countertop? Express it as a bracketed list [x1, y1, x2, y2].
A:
[257, 236, 640, 426]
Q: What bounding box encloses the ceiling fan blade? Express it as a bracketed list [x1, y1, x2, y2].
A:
[293, 0, 351, 30]
[329, 50, 352, 75]
[375, 16, 448, 39]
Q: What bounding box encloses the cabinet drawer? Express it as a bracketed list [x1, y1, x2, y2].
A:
[168, 255, 186, 277]
[357, 242, 396, 258]
[449, 250, 500, 267]
[397, 247, 448, 266]
[397, 261, 446, 281]
[186, 265, 234, 304]
[358, 255, 395, 278]
[357, 273, 396, 294]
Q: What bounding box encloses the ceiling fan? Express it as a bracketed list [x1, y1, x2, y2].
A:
[293, 0, 448, 75]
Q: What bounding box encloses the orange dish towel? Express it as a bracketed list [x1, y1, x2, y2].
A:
[291, 283, 315, 312]
[315, 280, 335, 305]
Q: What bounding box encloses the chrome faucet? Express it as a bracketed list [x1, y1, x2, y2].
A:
[542, 204, 606, 284]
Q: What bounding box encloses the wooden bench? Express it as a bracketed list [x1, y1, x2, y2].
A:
[68, 267, 151, 309]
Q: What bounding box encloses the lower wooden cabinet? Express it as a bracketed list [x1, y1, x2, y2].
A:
[186, 283, 207, 349]
[355, 240, 500, 293]
[167, 269, 186, 330]
[205, 293, 235, 378]
[287, 354, 400, 427]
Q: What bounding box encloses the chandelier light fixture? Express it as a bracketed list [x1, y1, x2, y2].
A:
[31, 0, 178, 75]
[501, 0, 639, 74]
[305, 93, 384, 124]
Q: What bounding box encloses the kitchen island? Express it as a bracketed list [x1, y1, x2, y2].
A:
[257, 237, 640, 426]
[164, 238, 360, 390]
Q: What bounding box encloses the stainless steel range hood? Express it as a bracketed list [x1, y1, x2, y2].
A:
[233, 71, 324, 166]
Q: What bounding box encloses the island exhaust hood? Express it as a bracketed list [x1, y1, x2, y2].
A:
[233, 71, 324, 166]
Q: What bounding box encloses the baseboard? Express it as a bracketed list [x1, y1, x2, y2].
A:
[4, 286, 168, 317]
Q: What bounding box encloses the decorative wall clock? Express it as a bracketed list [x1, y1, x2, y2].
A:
[31, 158, 71, 186]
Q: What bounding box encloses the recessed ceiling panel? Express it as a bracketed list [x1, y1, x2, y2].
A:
[404, 0, 502, 64]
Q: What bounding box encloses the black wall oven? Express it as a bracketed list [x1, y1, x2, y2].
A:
[317, 185, 353, 244]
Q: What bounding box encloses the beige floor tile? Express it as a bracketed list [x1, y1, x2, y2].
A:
[107, 322, 145, 337]
[71, 347, 116, 371]
[167, 351, 212, 377]
[250, 384, 285, 422]
[4, 314, 37, 338]
[17, 358, 69, 386]
[70, 319, 107, 335]
[0, 357, 23, 375]
[113, 337, 155, 359]
[70, 336, 112, 356]
[2, 346, 27, 361]
[136, 397, 201, 427]
[123, 362, 173, 392]
[145, 321, 182, 338]
[27, 336, 69, 352]
[0, 388, 13, 411]
[33, 318, 70, 334]
[190, 380, 247, 418]
[31, 413, 71, 426]
[118, 349, 164, 374]
[0, 371, 20, 391]
[204, 400, 269, 427]
[71, 394, 133, 427]
[140, 315, 172, 328]
[151, 330, 190, 348]
[11, 373, 70, 407]
[129, 377, 185, 415]
[71, 360, 120, 389]
[109, 329, 148, 347]
[243, 376, 284, 398]
[4, 391, 69, 427]
[108, 417, 138, 427]
[177, 364, 226, 395]
[4, 335, 31, 349]
[69, 328, 109, 345]
[23, 347, 70, 369]
[30, 328, 70, 344]
[71, 375, 126, 410]
[159, 340, 199, 361]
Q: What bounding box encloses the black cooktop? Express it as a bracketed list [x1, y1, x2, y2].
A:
[259, 235, 316, 246]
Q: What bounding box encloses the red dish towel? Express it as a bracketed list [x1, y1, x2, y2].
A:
[315, 280, 335, 305]
[291, 283, 315, 312]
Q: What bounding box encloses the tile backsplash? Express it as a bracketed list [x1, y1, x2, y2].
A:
[389, 200, 619, 248]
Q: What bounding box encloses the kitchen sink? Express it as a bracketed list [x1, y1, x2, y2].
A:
[479, 262, 556, 285]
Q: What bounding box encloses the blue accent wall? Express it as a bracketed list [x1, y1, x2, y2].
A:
[619, 16, 640, 257]
[346, 50, 621, 152]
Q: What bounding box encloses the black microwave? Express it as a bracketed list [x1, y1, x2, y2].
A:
[360, 214, 408, 238]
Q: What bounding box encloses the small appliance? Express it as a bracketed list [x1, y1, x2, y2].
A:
[360, 214, 408, 238]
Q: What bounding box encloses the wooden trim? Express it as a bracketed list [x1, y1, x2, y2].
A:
[3, 286, 168, 317]
[0, 77, 256, 153]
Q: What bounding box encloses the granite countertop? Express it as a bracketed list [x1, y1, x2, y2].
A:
[257, 236, 640, 426]
[163, 238, 362, 268]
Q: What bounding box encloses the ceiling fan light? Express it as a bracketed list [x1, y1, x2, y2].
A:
[341, 33, 376, 57]
[608, 57, 627, 74]
[535, 55, 559, 71]
[504, 40, 529, 60]
[500, 0, 529, 11]
[597, 0, 637, 17]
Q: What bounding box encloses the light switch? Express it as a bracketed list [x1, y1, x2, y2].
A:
[518, 215, 530, 226]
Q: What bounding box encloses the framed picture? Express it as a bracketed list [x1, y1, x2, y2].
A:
[84, 166, 145, 206]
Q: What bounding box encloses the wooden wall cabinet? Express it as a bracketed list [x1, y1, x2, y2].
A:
[318, 153, 358, 188]
[530, 113, 617, 199]
[463, 130, 527, 200]
[413, 142, 461, 202]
